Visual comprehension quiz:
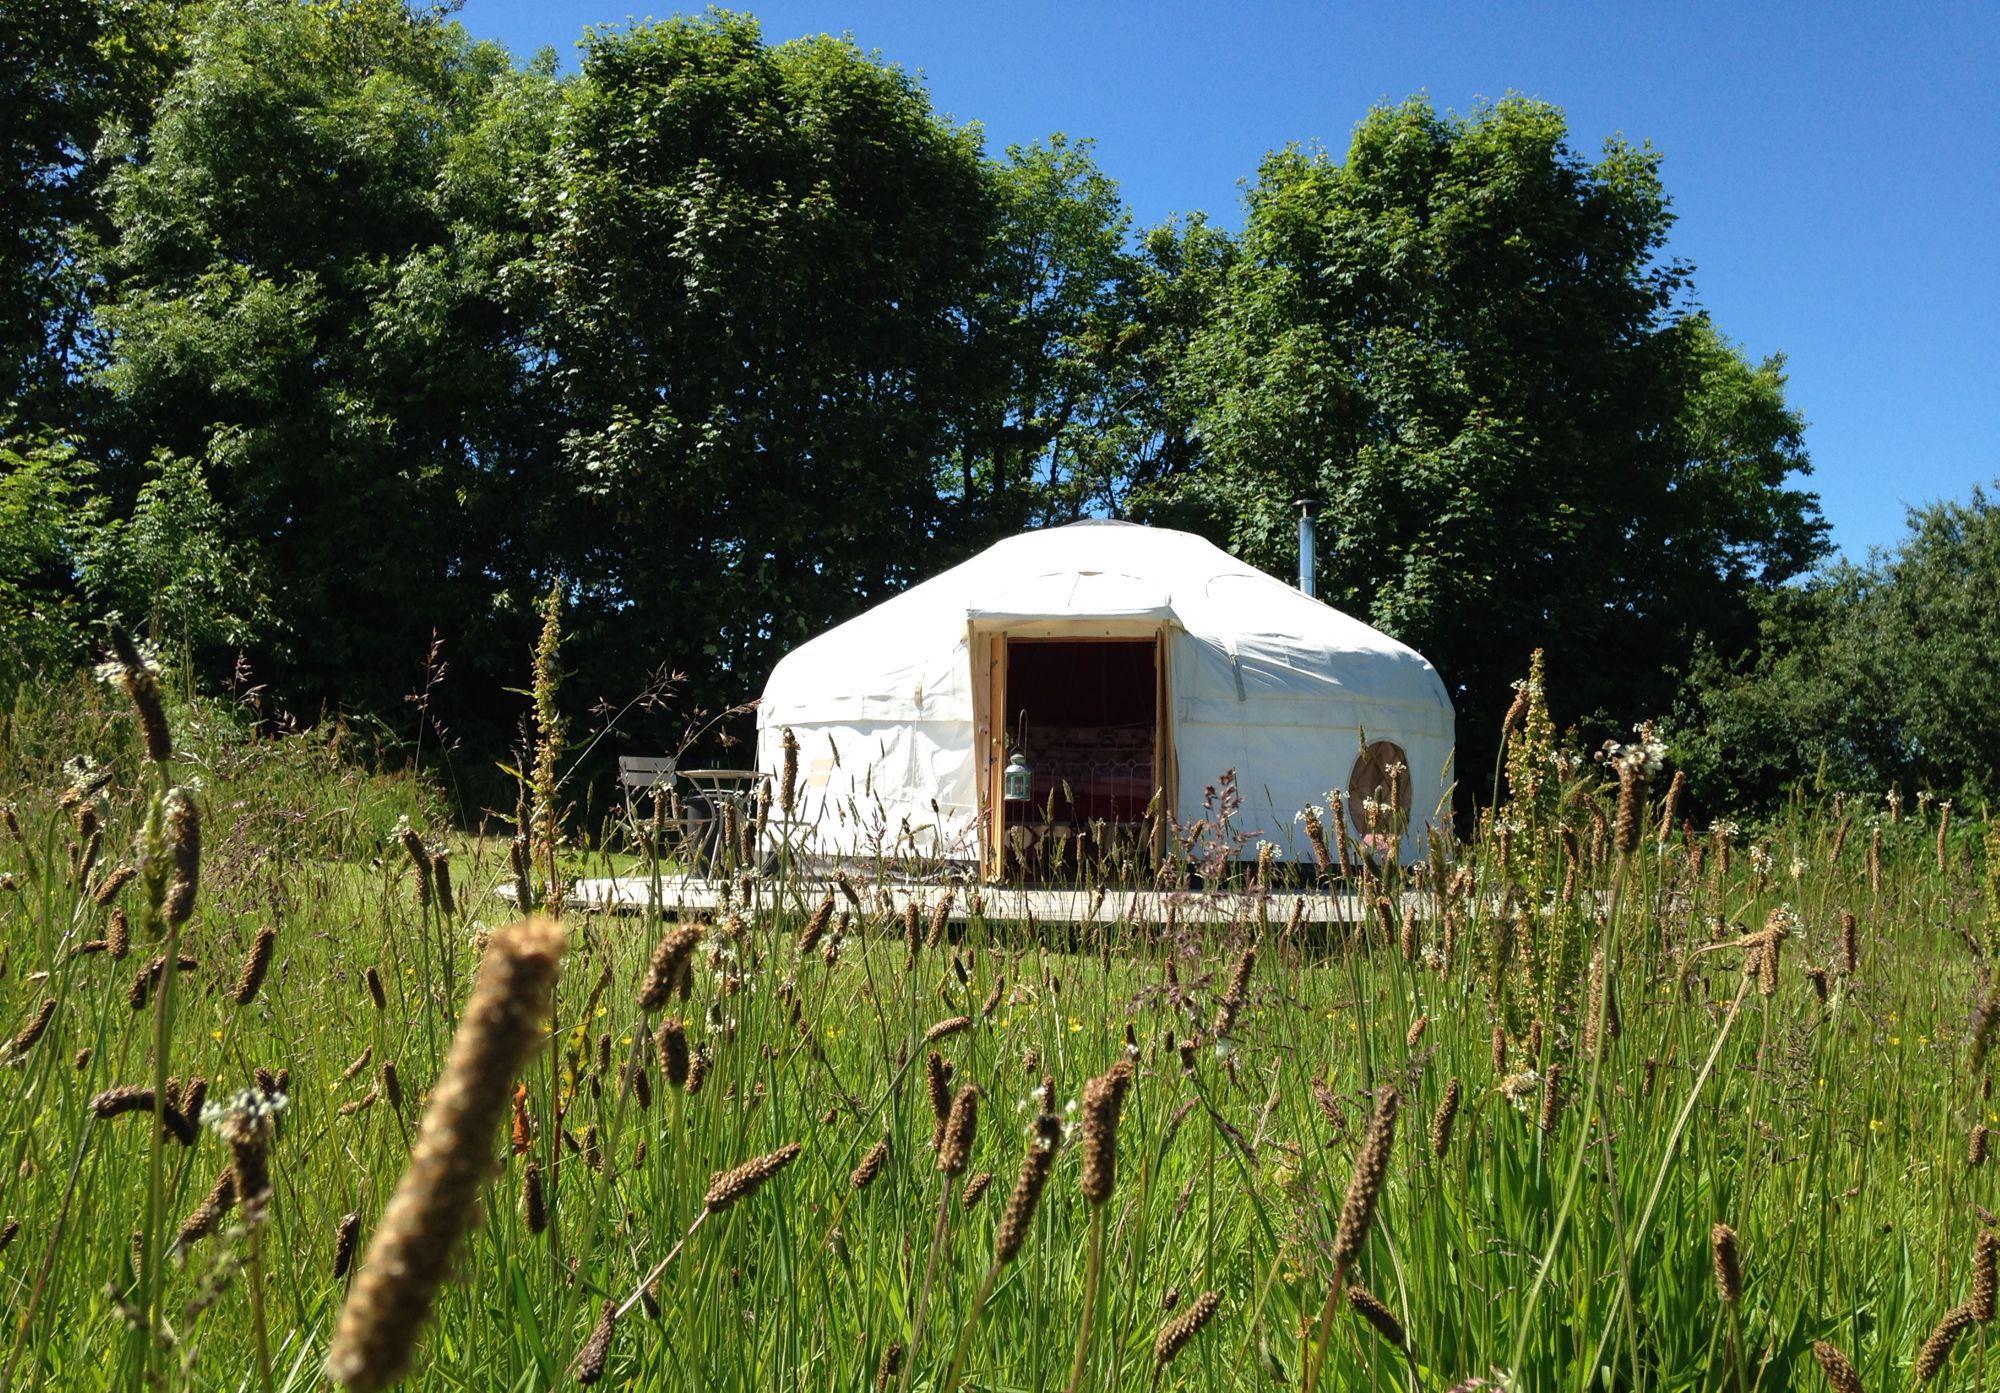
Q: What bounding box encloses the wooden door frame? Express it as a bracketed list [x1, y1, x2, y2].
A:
[968, 620, 1175, 880]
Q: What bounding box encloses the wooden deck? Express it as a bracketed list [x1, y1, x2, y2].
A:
[552, 875, 1403, 926]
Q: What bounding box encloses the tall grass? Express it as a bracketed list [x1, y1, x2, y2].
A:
[0, 659, 1993, 1390]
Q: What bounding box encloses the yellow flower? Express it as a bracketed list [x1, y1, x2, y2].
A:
[1888, 1036, 1901, 1047]
[1869, 1118, 1886, 1133]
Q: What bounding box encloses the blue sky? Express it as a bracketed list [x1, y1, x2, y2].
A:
[459, 0, 1998, 560]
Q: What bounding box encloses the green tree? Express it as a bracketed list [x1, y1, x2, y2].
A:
[1674, 487, 2000, 809]
[92, 0, 562, 757]
[0, 434, 101, 689]
[0, 0, 187, 418]
[79, 451, 270, 655]
[539, 12, 1009, 721]
[1141, 97, 1828, 800]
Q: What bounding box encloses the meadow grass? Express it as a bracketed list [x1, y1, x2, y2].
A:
[0, 669, 1994, 1390]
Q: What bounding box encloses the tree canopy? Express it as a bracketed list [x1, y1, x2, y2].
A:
[9, 2, 1947, 816]
[1135, 98, 1829, 797]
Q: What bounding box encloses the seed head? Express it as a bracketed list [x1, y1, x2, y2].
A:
[638, 925, 702, 1011]
[523, 1159, 548, 1233]
[172, 1168, 237, 1254]
[1430, 1078, 1461, 1158]
[212, 1087, 283, 1214]
[105, 624, 171, 762]
[1809, 1340, 1863, 1393]
[704, 1142, 803, 1213]
[1539, 1063, 1564, 1136]
[1347, 1284, 1406, 1349]
[1152, 1289, 1222, 1367]
[399, 827, 432, 907]
[874, 1341, 904, 1392]
[161, 787, 199, 928]
[924, 1015, 972, 1045]
[431, 850, 455, 916]
[1614, 764, 1642, 855]
[1710, 1223, 1742, 1304]
[798, 895, 835, 955]
[93, 864, 136, 905]
[572, 1300, 617, 1384]
[656, 1018, 690, 1090]
[1333, 1086, 1398, 1268]
[1079, 1067, 1127, 1206]
[327, 916, 565, 1391]
[995, 1112, 1061, 1264]
[333, 1211, 362, 1279]
[1917, 1302, 1975, 1381]
[233, 925, 277, 1005]
[779, 727, 799, 820]
[7, 997, 56, 1058]
[925, 1050, 953, 1141]
[850, 1136, 889, 1191]
[1976, 1229, 1998, 1323]
[937, 1085, 979, 1176]
[91, 1085, 195, 1145]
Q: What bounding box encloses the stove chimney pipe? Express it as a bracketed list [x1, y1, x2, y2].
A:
[1294, 498, 1319, 599]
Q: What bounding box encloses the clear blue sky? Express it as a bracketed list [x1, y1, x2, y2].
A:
[459, 0, 1998, 560]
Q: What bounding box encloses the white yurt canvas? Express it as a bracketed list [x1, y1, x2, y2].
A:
[755, 519, 1454, 871]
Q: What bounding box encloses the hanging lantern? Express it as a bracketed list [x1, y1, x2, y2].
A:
[1002, 750, 1033, 803]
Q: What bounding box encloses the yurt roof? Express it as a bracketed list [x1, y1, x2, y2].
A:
[760, 519, 1451, 727]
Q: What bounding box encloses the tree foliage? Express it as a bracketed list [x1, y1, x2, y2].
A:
[1, 7, 1922, 814]
[1673, 488, 2000, 809]
[1137, 97, 1828, 798]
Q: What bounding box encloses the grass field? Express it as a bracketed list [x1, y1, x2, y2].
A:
[1, 661, 1995, 1392]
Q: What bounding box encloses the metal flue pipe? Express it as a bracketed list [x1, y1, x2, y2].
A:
[1294, 498, 1320, 598]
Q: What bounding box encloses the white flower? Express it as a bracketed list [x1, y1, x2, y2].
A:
[202, 1087, 289, 1129]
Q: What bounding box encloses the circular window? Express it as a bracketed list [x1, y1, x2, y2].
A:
[1347, 740, 1413, 837]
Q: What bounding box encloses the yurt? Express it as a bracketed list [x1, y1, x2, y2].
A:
[755, 520, 1453, 873]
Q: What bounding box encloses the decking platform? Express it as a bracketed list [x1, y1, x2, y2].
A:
[553, 875, 1405, 926]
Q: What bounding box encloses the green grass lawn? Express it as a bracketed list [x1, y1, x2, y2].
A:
[0, 687, 1993, 1390]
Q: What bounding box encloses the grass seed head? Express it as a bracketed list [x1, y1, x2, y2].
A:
[705, 1142, 803, 1212]
[995, 1112, 1062, 1264]
[1916, 1301, 1975, 1381]
[639, 925, 701, 1012]
[657, 1017, 690, 1090]
[1080, 1067, 1127, 1205]
[850, 1137, 889, 1191]
[572, 1299, 616, 1385]
[233, 925, 277, 1005]
[1333, 1086, 1398, 1268]
[1347, 1284, 1407, 1349]
[1976, 1229, 1998, 1322]
[1152, 1289, 1222, 1367]
[7, 997, 56, 1058]
[333, 1211, 362, 1279]
[1430, 1078, 1461, 1157]
[162, 786, 200, 928]
[327, 916, 565, 1391]
[937, 1085, 979, 1176]
[106, 624, 172, 763]
[1809, 1340, 1863, 1393]
[1710, 1223, 1742, 1304]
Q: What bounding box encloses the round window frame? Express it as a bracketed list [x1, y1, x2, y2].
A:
[1346, 740, 1413, 838]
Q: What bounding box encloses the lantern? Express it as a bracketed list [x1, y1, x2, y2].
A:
[1002, 750, 1033, 803]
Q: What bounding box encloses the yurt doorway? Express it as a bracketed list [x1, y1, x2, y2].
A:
[992, 633, 1168, 878]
